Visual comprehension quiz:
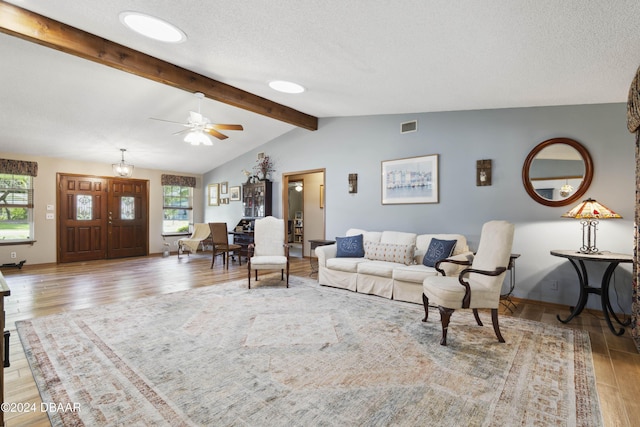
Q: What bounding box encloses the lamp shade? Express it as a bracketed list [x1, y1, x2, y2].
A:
[184, 130, 213, 146]
[561, 198, 622, 220]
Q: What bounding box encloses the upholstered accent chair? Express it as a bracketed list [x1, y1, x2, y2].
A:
[422, 220, 515, 346]
[247, 216, 289, 288]
[209, 222, 242, 269]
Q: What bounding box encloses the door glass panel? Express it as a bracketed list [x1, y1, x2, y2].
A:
[76, 195, 93, 220]
[121, 196, 135, 220]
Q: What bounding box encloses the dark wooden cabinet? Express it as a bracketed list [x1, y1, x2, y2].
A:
[233, 181, 272, 261]
[243, 181, 272, 218]
[230, 231, 254, 260]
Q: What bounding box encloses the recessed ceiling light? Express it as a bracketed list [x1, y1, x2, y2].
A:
[269, 80, 305, 94]
[119, 11, 186, 43]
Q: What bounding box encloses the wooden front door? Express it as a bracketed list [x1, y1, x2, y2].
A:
[107, 178, 148, 259]
[58, 174, 149, 263]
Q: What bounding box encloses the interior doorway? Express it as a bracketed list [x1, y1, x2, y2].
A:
[282, 169, 325, 258]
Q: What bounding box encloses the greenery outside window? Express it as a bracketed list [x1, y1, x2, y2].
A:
[163, 185, 192, 234]
[0, 173, 34, 241]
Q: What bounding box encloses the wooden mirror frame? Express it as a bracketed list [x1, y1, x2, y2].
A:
[522, 138, 593, 207]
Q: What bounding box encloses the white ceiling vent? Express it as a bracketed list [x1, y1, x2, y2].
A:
[400, 120, 418, 134]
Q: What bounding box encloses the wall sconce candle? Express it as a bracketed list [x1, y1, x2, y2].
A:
[348, 173, 358, 193]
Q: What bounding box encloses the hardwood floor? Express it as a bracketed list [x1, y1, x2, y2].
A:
[2, 253, 638, 426]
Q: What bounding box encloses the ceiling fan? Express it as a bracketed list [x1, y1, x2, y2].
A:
[150, 92, 243, 144]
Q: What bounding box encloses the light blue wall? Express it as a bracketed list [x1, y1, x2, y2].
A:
[204, 103, 635, 313]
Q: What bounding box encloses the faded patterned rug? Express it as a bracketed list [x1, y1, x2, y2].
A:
[16, 276, 602, 426]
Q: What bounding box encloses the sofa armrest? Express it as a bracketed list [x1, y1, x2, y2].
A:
[435, 251, 474, 276]
[315, 244, 337, 268]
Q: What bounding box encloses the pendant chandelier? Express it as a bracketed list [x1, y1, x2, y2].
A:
[112, 148, 134, 177]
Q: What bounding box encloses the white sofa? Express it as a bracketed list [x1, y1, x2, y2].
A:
[315, 228, 473, 304]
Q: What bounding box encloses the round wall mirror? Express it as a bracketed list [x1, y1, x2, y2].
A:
[522, 138, 593, 207]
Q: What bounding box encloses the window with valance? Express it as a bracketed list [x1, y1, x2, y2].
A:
[161, 174, 195, 234]
[0, 159, 38, 242]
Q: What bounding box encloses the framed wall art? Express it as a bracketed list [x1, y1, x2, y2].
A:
[229, 186, 241, 201]
[381, 154, 439, 204]
[220, 181, 228, 195]
[208, 183, 220, 206]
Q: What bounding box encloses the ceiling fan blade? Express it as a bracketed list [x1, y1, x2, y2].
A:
[205, 128, 229, 140]
[210, 124, 244, 131]
[149, 117, 189, 126]
[172, 128, 191, 136]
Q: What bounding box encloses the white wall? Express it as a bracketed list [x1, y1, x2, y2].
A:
[0, 152, 202, 264]
[203, 103, 635, 312]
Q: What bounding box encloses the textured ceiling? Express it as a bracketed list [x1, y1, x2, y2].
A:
[1, 0, 639, 174]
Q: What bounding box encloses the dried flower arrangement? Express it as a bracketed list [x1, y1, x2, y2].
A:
[254, 155, 275, 180]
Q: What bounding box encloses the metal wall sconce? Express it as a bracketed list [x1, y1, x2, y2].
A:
[348, 173, 358, 193]
[476, 159, 492, 186]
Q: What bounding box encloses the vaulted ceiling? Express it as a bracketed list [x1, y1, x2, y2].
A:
[1, 1, 638, 174]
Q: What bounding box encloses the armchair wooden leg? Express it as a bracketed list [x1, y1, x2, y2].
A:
[472, 309, 483, 326]
[438, 307, 455, 346]
[247, 262, 251, 289]
[491, 309, 505, 343]
[421, 294, 429, 322]
[285, 262, 289, 287]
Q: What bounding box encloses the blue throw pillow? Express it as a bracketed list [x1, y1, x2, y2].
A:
[422, 238, 457, 267]
[336, 234, 365, 258]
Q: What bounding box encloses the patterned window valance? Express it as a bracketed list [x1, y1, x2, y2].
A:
[0, 159, 38, 176]
[161, 174, 196, 188]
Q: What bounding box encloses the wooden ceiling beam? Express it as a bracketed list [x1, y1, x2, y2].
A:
[0, 2, 318, 131]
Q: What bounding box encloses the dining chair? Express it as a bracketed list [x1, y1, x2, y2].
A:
[209, 222, 242, 269]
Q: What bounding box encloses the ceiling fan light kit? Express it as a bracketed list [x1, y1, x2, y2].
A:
[151, 92, 244, 145]
[184, 131, 213, 146]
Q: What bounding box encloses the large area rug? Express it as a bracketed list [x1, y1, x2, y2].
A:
[16, 275, 602, 426]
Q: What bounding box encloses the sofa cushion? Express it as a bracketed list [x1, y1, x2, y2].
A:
[346, 228, 382, 244]
[364, 241, 415, 265]
[357, 260, 396, 278]
[392, 264, 439, 283]
[326, 257, 366, 273]
[336, 234, 365, 258]
[422, 238, 457, 267]
[380, 231, 417, 246]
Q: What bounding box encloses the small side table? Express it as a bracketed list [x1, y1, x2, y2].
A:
[308, 239, 335, 275]
[500, 254, 520, 313]
[550, 249, 632, 335]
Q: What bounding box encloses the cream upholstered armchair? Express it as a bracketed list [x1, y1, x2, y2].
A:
[422, 220, 514, 346]
[247, 216, 289, 288]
